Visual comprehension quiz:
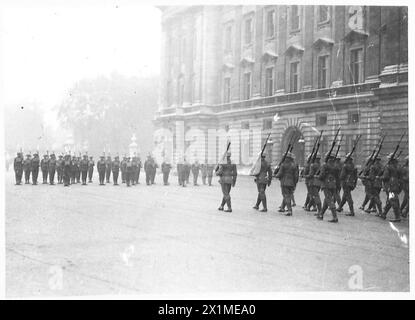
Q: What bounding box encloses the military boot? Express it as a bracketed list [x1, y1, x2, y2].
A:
[253, 196, 260, 210]
[224, 198, 232, 212]
[328, 209, 338, 223]
[260, 198, 267, 212]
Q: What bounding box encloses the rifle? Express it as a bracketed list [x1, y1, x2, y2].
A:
[324, 127, 341, 162]
[249, 133, 272, 176]
[215, 141, 231, 172]
[309, 130, 324, 164]
[387, 131, 406, 163]
[358, 135, 384, 176]
[335, 134, 343, 158]
[345, 135, 361, 161]
[273, 133, 295, 176]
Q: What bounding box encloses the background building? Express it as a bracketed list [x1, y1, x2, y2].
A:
[154, 5, 408, 169]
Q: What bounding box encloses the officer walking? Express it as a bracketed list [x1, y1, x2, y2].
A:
[112, 156, 121, 185]
[275, 153, 298, 216]
[97, 155, 106, 185]
[23, 154, 32, 184]
[216, 152, 237, 212]
[207, 164, 215, 186]
[88, 156, 95, 183]
[191, 160, 200, 186]
[161, 159, 172, 185]
[13, 152, 24, 185]
[367, 156, 383, 216]
[63, 154, 72, 187]
[336, 154, 357, 216]
[252, 154, 272, 212]
[41, 154, 49, 184]
[48, 153, 57, 185]
[31, 153, 40, 185]
[105, 155, 112, 184]
[381, 154, 402, 222]
[80, 154, 89, 185]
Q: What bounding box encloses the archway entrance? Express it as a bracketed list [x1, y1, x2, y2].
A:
[281, 126, 305, 167]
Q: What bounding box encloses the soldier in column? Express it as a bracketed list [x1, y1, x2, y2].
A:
[48, 153, 57, 185]
[275, 153, 299, 216]
[57, 155, 64, 184]
[121, 155, 127, 183]
[381, 154, 402, 222]
[207, 163, 215, 186]
[400, 156, 409, 218]
[23, 154, 32, 184]
[336, 154, 358, 216]
[131, 155, 138, 186]
[97, 155, 106, 185]
[136, 156, 142, 184]
[13, 152, 24, 185]
[126, 157, 133, 187]
[183, 157, 191, 185]
[105, 155, 112, 184]
[359, 156, 373, 212]
[41, 154, 49, 184]
[151, 157, 158, 184]
[76, 155, 82, 183]
[191, 160, 200, 186]
[306, 154, 323, 216]
[317, 153, 340, 223]
[88, 156, 95, 183]
[144, 154, 152, 185]
[112, 155, 121, 185]
[303, 154, 314, 211]
[252, 154, 272, 212]
[200, 162, 207, 185]
[70, 155, 77, 184]
[367, 156, 383, 216]
[177, 158, 185, 187]
[63, 154, 72, 187]
[334, 156, 343, 208]
[216, 152, 237, 212]
[161, 158, 172, 185]
[31, 153, 40, 185]
[80, 154, 89, 185]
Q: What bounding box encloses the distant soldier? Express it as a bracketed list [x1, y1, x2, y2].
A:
[80, 154, 89, 185]
[23, 154, 32, 184]
[105, 155, 112, 183]
[336, 154, 358, 216]
[334, 156, 343, 207]
[13, 152, 24, 185]
[183, 158, 191, 184]
[125, 157, 133, 187]
[31, 153, 40, 185]
[367, 156, 383, 216]
[41, 154, 49, 184]
[48, 153, 57, 185]
[216, 152, 237, 212]
[317, 153, 340, 223]
[121, 156, 127, 183]
[63, 154, 72, 186]
[151, 159, 158, 184]
[200, 163, 207, 185]
[252, 154, 272, 212]
[112, 156, 121, 185]
[70, 156, 77, 184]
[306, 154, 322, 216]
[303, 154, 314, 211]
[88, 156, 95, 183]
[161, 159, 172, 185]
[57, 155, 64, 184]
[381, 154, 402, 222]
[76, 156, 81, 183]
[400, 156, 409, 218]
[177, 159, 185, 187]
[207, 164, 215, 186]
[136, 156, 142, 184]
[144, 154, 157, 185]
[359, 157, 373, 212]
[191, 160, 200, 186]
[97, 155, 106, 185]
[131, 156, 138, 186]
[275, 153, 298, 216]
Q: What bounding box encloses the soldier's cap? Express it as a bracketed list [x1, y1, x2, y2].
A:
[325, 152, 335, 159]
[314, 155, 321, 160]
[286, 152, 294, 159]
[345, 153, 353, 160]
[226, 151, 231, 157]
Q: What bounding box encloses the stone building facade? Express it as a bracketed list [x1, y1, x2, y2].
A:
[154, 5, 408, 170]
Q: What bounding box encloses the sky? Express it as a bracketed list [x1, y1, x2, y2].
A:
[0, 1, 161, 126]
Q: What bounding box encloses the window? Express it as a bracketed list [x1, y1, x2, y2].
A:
[318, 6, 329, 23]
[316, 114, 327, 126]
[265, 67, 274, 96]
[243, 72, 252, 100]
[348, 111, 360, 124]
[241, 121, 250, 130]
[290, 62, 299, 93]
[223, 77, 231, 103]
[224, 25, 232, 53]
[244, 18, 253, 45]
[263, 119, 273, 130]
[266, 10, 275, 38]
[350, 48, 364, 84]
[318, 55, 329, 89]
[291, 6, 300, 31]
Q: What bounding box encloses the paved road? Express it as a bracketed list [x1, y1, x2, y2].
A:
[5, 171, 409, 297]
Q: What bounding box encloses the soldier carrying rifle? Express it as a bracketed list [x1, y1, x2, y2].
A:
[216, 142, 237, 213]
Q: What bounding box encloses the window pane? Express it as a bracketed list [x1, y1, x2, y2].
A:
[319, 6, 328, 22]
[291, 6, 299, 30]
[290, 62, 299, 93]
[244, 73, 251, 100]
[267, 11, 275, 37]
[265, 67, 274, 96]
[245, 19, 252, 44]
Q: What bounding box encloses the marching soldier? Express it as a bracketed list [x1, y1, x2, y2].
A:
[131, 156, 138, 186]
[31, 153, 40, 185]
[63, 154, 72, 186]
[57, 155, 64, 184]
[191, 160, 200, 186]
[88, 156, 95, 183]
[112, 156, 121, 185]
[183, 158, 191, 184]
[334, 156, 343, 208]
[13, 152, 24, 185]
[144, 154, 152, 185]
[121, 156, 127, 183]
[76, 156, 81, 183]
[161, 159, 172, 185]
[80, 154, 89, 185]
[303, 154, 314, 211]
[400, 156, 409, 218]
[275, 153, 298, 216]
[367, 156, 383, 216]
[105, 155, 112, 183]
[381, 154, 402, 222]
[126, 157, 134, 187]
[151, 159, 158, 184]
[97, 155, 106, 185]
[306, 154, 322, 216]
[136, 156, 142, 184]
[359, 156, 373, 212]
[23, 154, 32, 184]
[48, 153, 57, 185]
[216, 152, 237, 212]
[200, 163, 207, 185]
[41, 154, 49, 184]
[207, 164, 215, 186]
[336, 154, 357, 216]
[317, 153, 340, 223]
[70, 156, 77, 184]
[252, 154, 272, 212]
[177, 158, 185, 187]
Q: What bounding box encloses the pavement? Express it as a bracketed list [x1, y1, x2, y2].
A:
[5, 171, 409, 297]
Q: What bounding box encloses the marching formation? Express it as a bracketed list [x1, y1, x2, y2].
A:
[12, 129, 408, 224]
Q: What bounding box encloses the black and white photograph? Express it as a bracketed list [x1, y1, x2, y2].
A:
[0, 0, 413, 301]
